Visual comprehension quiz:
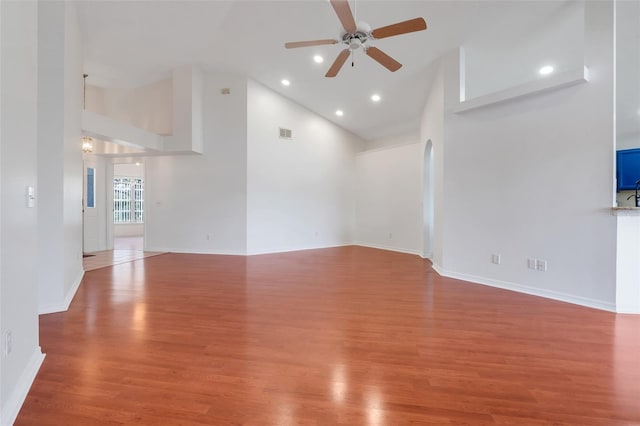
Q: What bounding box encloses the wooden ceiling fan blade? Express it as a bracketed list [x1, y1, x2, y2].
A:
[330, 0, 356, 33]
[325, 49, 351, 78]
[285, 39, 338, 49]
[366, 47, 402, 72]
[371, 17, 427, 39]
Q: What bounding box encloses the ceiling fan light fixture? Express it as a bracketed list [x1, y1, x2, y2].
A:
[348, 38, 362, 51]
[313, 55, 324, 63]
[284, 1, 427, 77]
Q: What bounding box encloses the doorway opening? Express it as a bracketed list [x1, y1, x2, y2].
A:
[423, 140, 434, 259]
[111, 162, 146, 252]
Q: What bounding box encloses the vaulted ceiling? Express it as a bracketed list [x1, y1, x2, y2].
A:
[78, 1, 637, 141]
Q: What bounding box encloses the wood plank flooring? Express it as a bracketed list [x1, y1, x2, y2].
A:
[16, 246, 640, 425]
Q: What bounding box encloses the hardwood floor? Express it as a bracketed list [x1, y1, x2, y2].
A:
[17, 247, 640, 425]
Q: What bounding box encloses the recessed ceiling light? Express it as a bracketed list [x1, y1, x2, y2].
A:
[335, 110, 344, 117]
[371, 94, 381, 102]
[281, 79, 290, 86]
[539, 65, 554, 75]
[135, 162, 141, 166]
[313, 55, 324, 63]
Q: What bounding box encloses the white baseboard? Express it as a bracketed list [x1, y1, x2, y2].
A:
[353, 242, 422, 257]
[431, 263, 444, 275]
[145, 247, 246, 256]
[246, 242, 352, 256]
[145, 243, 353, 257]
[1, 347, 45, 426]
[615, 304, 640, 314]
[433, 267, 616, 312]
[38, 269, 85, 315]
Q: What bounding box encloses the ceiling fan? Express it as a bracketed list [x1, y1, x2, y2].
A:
[284, 0, 427, 77]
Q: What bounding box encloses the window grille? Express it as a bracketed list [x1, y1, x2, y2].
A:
[114, 177, 144, 224]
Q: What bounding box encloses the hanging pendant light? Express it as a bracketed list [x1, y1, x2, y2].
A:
[82, 135, 93, 153]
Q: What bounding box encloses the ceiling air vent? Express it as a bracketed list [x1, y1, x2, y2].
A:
[279, 127, 292, 140]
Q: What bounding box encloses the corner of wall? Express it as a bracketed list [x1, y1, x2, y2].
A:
[0, 349, 45, 426]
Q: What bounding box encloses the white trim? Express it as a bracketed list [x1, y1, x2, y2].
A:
[353, 242, 422, 257]
[146, 243, 356, 257]
[421, 252, 433, 259]
[452, 66, 589, 114]
[38, 270, 84, 315]
[1, 348, 45, 426]
[431, 263, 444, 275]
[147, 247, 247, 256]
[616, 304, 640, 314]
[358, 140, 422, 155]
[434, 267, 616, 312]
[246, 242, 352, 256]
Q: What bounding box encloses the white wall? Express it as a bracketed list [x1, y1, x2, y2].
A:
[82, 155, 108, 252]
[37, 1, 65, 311]
[114, 224, 143, 237]
[0, 2, 45, 424]
[62, 2, 84, 305]
[615, 0, 640, 137]
[435, 1, 616, 310]
[420, 68, 445, 265]
[86, 66, 203, 154]
[114, 162, 144, 178]
[463, 2, 584, 100]
[144, 72, 247, 254]
[355, 138, 423, 255]
[87, 78, 173, 135]
[616, 214, 640, 313]
[246, 80, 364, 254]
[37, 1, 84, 315]
[617, 133, 640, 151]
[365, 130, 419, 151]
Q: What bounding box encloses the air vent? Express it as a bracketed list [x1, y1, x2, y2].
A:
[279, 127, 292, 140]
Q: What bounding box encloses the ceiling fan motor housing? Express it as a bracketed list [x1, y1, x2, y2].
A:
[342, 30, 369, 50]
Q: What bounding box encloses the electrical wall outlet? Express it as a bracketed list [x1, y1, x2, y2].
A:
[3, 330, 12, 357]
[491, 254, 501, 264]
[536, 259, 548, 272]
[528, 258, 537, 269]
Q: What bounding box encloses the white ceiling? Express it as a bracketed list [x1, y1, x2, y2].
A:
[78, 1, 638, 141]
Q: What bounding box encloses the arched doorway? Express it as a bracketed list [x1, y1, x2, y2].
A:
[423, 140, 434, 258]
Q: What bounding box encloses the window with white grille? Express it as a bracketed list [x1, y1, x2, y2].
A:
[114, 177, 144, 224]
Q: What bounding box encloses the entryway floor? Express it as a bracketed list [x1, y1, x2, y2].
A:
[83, 237, 165, 271]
